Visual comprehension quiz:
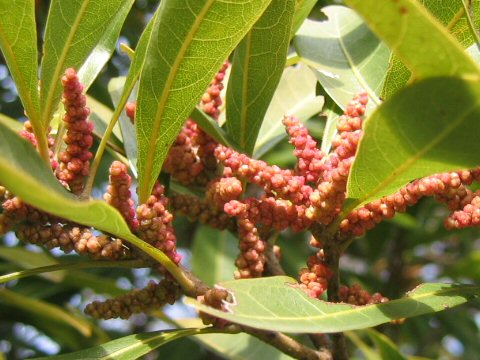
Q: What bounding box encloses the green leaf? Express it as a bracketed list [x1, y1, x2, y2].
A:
[176, 318, 295, 360]
[190, 107, 241, 151]
[40, 0, 135, 125]
[345, 0, 480, 81]
[108, 77, 138, 176]
[254, 64, 324, 158]
[0, 288, 93, 337]
[192, 226, 237, 286]
[364, 329, 408, 360]
[319, 93, 342, 153]
[226, 0, 295, 154]
[77, 2, 135, 91]
[187, 276, 480, 333]
[346, 331, 382, 360]
[87, 95, 125, 154]
[382, 0, 480, 99]
[0, 0, 40, 127]
[346, 76, 480, 212]
[293, 6, 390, 111]
[291, 0, 317, 38]
[135, 0, 273, 202]
[31, 328, 215, 360]
[0, 121, 184, 284]
[0, 113, 22, 132]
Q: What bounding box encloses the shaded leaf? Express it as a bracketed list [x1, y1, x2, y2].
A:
[346, 77, 480, 212]
[40, 0, 134, 125]
[365, 329, 408, 360]
[87, 95, 125, 154]
[32, 328, 214, 360]
[177, 318, 295, 360]
[190, 107, 241, 151]
[136, 0, 273, 202]
[0, 288, 93, 337]
[319, 92, 342, 153]
[293, 6, 390, 111]
[345, 0, 480, 81]
[226, 0, 295, 154]
[0, 113, 22, 132]
[192, 226, 237, 286]
[382, 0, 480, 99]
[254, 64, 324, 158]
[0, 121, 181, 279]
[188, 276, 480, 333]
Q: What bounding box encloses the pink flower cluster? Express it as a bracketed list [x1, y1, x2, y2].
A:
[85, 279, 181, 320]
[136, 183, 181, 266]
[56, 68, 94, 194]
[104, 161, 139, 231]
[339, 283, 389, 305]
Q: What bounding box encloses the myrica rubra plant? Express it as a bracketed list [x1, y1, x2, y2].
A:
[1, 0, 480, 359]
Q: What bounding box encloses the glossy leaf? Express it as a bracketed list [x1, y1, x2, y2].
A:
[188, 276, 480, 333]
[226, 0, 294, 154]
[254, 64, 324, 158]
[32, 328, 214, 360]
[293, 6, 390, 111]
[345, 0, 480, 81]
[77, 1, 135, 91]
[382, 0, 480, 99]
[0, 122, 183, 282]
[291, 0, 317, 38]
[346, 77, 480, 212]
[177, 318, 295, 360]
[135, 0, 273, 202]
[0, 288, 93, 337]
[108, 77, 138, 176]
[0, 0, 40, 127]
[192, 226, 237, 286]
[40, 0, 134, 125]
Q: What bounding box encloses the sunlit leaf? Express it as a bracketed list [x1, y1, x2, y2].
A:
[345, 0, 480, 82]
[77, 2, 135, 90]
[382, 0, 480, 99]
[136, 0, 273, 202]
[226, 0, 294, 154]
[294, 6, 390, 111]
[291, 0, 317, 38]
[40, 0, 134, 125]
[365, 329, 408, 360]
[188, 276, 480, 333]
[346, 76, 480, 212]
[254, 64, 324, 158]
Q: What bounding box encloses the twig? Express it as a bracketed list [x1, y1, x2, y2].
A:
[265, 233, 285, 276]
[323, 239, 349, 360]
[245, 327, 330, 360]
